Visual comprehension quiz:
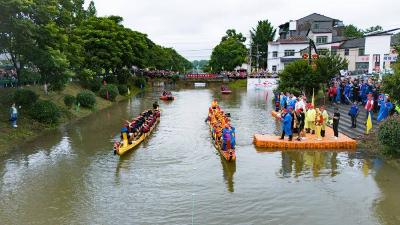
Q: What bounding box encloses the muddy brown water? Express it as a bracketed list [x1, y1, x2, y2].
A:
[0, 82, 399, 225]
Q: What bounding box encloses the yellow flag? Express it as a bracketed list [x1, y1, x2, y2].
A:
[366, 113, 372, 134]
[311, 88, 315, 107]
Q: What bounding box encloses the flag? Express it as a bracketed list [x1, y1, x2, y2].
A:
[311, 88, 315, 107]
[366, 112, 372, 134]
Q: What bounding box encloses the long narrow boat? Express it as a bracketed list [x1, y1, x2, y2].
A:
[207, 121, 236, 161]
[113, 111, 160, 156]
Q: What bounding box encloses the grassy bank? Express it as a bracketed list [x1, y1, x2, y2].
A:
[228, 79, 247, 89]
[0, 83, 141, 155]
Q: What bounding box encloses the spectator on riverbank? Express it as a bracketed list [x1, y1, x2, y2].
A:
[349, 101, 359, 128]
[332, 107, 340, 139]
[10, 103, 18, 128]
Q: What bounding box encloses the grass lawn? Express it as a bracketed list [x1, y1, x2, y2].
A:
[0, 83, 141, 155]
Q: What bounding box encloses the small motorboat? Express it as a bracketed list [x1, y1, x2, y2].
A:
[159, 91, 175, 100]
[221, 86, 232, 94]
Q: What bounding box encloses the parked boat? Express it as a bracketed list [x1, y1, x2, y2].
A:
[194, 82, 206, 87]
[113, 109, 160, 156]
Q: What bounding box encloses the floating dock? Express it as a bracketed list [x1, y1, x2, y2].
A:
[254, 111, 357, 150]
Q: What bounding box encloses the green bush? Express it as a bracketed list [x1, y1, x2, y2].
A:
[63, 94, 76, 108]
[14, 89, 38, 107]
[76, 90, 96, 108]
[88, 79, 102, 92]
[99, 84, 119, 101]
[378, 115, 400, 155]
[171, 74, 180, 82]
[30, 100, 61, 124]
[118, 84, 128, 96]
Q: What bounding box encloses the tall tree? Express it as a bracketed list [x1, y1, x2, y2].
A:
[221, 29, 246, 42]
[343, 24, 363, 38]
[210, 30, 247, 72]
[250, 20, 276, 69]
[314, 53, 348, 84]
[87, 1, 97, 17]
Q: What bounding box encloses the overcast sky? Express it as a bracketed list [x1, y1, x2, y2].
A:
[91, 0, 400, 61]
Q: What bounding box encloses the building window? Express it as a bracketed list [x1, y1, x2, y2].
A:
[345, 49, 349, 56]
[314, 23, 319, 29]
[284, 50, 295, 57]
[358, 48, 365, 56]
[316, 36, 328, 44]
[272, 65, 277, 72]
[318, 49, 329, 55]
[331, 48, 337, 55]
[272, 51, 278, 58]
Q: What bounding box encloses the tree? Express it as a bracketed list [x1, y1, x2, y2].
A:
[87, 1, 97, 17]
[314, 53, 348, 84]
[382, 63, 400, 102]
[250, 20, 276, 69]
[278, 60, 318, 96]
[343, 24, 363, 38]
[221, 29, 246, 42]
[210, 31, 247, 72]
[364, 25, 383, 34]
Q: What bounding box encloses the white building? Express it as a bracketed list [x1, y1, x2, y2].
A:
[267, 37, 308, 72]
[267, 13, 345, 73]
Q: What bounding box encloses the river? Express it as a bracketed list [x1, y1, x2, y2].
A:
[0, 81, 399, 225]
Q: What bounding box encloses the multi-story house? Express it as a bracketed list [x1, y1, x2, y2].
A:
[336, 34, 398, 74]
[268, 13, 345, 73]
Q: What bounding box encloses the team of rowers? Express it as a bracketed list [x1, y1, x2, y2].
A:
[207, 100, 236, 151]
[122, 102, 160, 143]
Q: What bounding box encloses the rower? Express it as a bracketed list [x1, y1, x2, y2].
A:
[153, 101, 159, 110]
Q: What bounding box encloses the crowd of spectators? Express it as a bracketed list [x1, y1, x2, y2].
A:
[327, 75, 399, 122]
[0, 69, 18, 88]
[139, 69, 180, 79]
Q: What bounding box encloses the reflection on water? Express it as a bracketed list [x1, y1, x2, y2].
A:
[0, 81, 399, 225]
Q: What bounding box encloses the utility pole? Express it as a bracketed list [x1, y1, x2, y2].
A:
[249, 38, 252, 74]
[256, 44, 259, 72]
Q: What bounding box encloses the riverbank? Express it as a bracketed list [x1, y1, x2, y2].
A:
[0, 83, 141, 156]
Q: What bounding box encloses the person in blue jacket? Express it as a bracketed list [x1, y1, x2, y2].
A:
[377, 98, 393, 123]
[280, 108, 293, 141]
[222, 123, 236, 150]
[280, 92, 287, 110]
[336, 84, 342, 103]
[348, 101, 359, 128]
[344, 83, 351, 104]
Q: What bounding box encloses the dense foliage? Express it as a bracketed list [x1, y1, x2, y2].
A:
[210, 29, 247, 72]
[117, 84, 128, 96]
[30, 100, 61, 124]
[76, 90, 96, 108]
[278, 60, 317, 96]
[279, 54, 348, 96]
[99, 84, 119, 101]
[382, 63, 400, 102]
[64, 95, 76, 108]
[250, 20, 276, 69]
[378, 115, 400, 155]
[0, 0, 190, 90]
[13, 89, 38, 107]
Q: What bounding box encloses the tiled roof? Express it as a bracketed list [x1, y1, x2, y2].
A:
[297, 13, 338, 22]
[339, 38, 365, 49]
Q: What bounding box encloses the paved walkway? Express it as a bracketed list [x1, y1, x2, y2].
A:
[325, 103, 378, 140]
